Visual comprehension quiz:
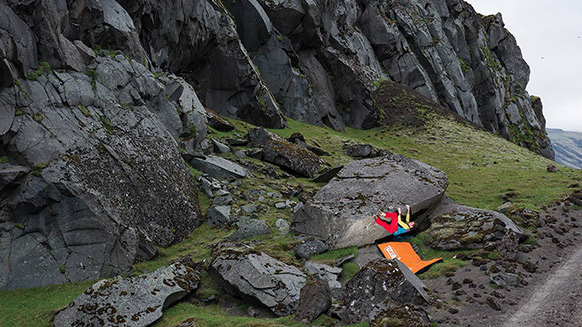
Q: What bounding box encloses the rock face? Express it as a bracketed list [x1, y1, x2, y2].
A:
[0, 3, 205, 290]
[426, 196, 524, 251]
[209, 244, 306, 316]
[341, 259, 429, 324]
[53, 262, 201, 327]
[207, 0, 553, 158]
[292, 154, 448, 248]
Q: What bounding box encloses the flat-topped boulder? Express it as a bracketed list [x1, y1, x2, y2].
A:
[291, 154, 448, 248]
[190, 155, 247, 179]
[54, 262, 201, 327]
[426, 196, 524, 251]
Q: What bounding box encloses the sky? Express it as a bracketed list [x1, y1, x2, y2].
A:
[470, 0, 582, 132]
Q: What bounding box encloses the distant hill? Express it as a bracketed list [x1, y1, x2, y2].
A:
[547, 129, 582, 169]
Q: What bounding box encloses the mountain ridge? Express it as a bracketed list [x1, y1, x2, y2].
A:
[547, 128, 582, 169]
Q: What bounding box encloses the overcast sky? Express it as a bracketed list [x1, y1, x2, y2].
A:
[470, 0, 582, 132]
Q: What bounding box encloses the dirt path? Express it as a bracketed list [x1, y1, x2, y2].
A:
[503, 244, 582, 327]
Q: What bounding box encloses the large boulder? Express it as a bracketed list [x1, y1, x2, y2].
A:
[249, 128, 324, 177]
[426, 196, 524, 251]
[295, 279, 332, 323]
[54, 262, 201, 327]
[291, 154, 448, 248]
[0, 54, 204, 290]
[341, 259, 429, 324]
[209, 244, 306, 316]
[369, 302, 431, 327]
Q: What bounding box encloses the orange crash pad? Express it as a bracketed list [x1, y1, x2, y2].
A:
[378, 242, 443, 274]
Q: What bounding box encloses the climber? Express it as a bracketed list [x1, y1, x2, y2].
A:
[374, 205, 416, 236]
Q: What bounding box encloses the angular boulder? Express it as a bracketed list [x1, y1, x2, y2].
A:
[426, 196, 524, 251]
[295, 279, 332, 323]
[369, 302, 430, 327]
[249, 128, 324, 177]
[227, 218, 272, 241]
[54, 262, 201, 327]
[209, 244, 306, 316]
[190, 155, 247, 179]
[292, 154, 448, 248]
[341, 259, 429, 324]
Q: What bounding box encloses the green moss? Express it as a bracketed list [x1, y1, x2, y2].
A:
[15, 109, 24, 116]
[257, 96, 268, 112]
[84, 70, 97, 90]
[32, 162, 49, 176]
[459, 57, 471, 73]
[0, 156, 9, 164]
[409, 233, 472, 279]
[27, 61, 51, 81]
[32, 112, 44, 123]
[341, 261, 360, 281]
[78, 105, 92, 117]
[311, 246, 358, 262]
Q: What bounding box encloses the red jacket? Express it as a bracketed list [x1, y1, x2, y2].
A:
[375, 211, 399, 233]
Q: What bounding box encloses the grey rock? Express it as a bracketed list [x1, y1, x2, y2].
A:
[304, 261, 342, 289]
[426, 196, 524, 250]
[54, 262, 201, 327]
[214, 189, 230, 197]
[249, 127, 324, 177]
[312, 165, 343, 183]
[207, 111, 235, 131]
[212, 195, 233, 206]
[211, 138, 230, 154]
[241, 204, 257, 214]
[0, 55, 202, 290]
[228, 219, 271, 241]
[490, 272, 520, 289]
[341, 259, 429, 324]
[369, 302, 431, 327]
[190, 155, 247, 179]
[209, 245, 306, 316]
[275, 218, 290, 233]
[346, 144, 373, 158]
[294, 240, 328, 259]
[234, 150, 247, 159]
[292, 154, 448, 249]
[295, 279, 331, 323]
[0, 164, 29, 191]
[275, 202, 287, 209]
[206, 206, 232, 226]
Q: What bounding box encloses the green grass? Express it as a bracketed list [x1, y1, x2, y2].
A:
[0, 280, 95, 327]
[311, 246, 358, 262]
[409, 233, 471, 279]
[151, 303, 307, 327]
[341, 262, 360, 281]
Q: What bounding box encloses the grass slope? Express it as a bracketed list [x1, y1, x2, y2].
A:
[2, 91, 581, 326]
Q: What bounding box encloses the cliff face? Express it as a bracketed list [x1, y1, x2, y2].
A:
[211, 0, 554, 158]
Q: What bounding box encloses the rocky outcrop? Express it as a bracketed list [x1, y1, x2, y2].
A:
[54, 262, 201, 327]
[341, 259, 429, 324]
[209, 244, 306, 316]
[426, 196, 524, 251]
[291, 154, 448, 248]
[0, 3, 204, 290]
[215, 0, 552, 157]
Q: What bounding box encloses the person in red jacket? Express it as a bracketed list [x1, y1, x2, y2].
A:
[374, 205, 416, 236]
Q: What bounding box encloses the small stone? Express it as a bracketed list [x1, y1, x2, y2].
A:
[275, 202, 286, 209]
[206, 206, 231, 226]
[234, 150, 246, 158]
[276, 219, 290, 233]
[463, 278, 473, 284]
[448, 308, 459, 314]
[486, 297, 502, 311]
[213, 195, 233, 205]
[214, 189, 230, 196]
[294, 240, 328, 259]
[521, 260, 537, 273]
[451, 282, 462, 290]
[241, 204, 257, 214]
[546, 165, 558, 173]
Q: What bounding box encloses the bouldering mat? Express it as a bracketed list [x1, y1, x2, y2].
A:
[377, 242, 442, 274]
